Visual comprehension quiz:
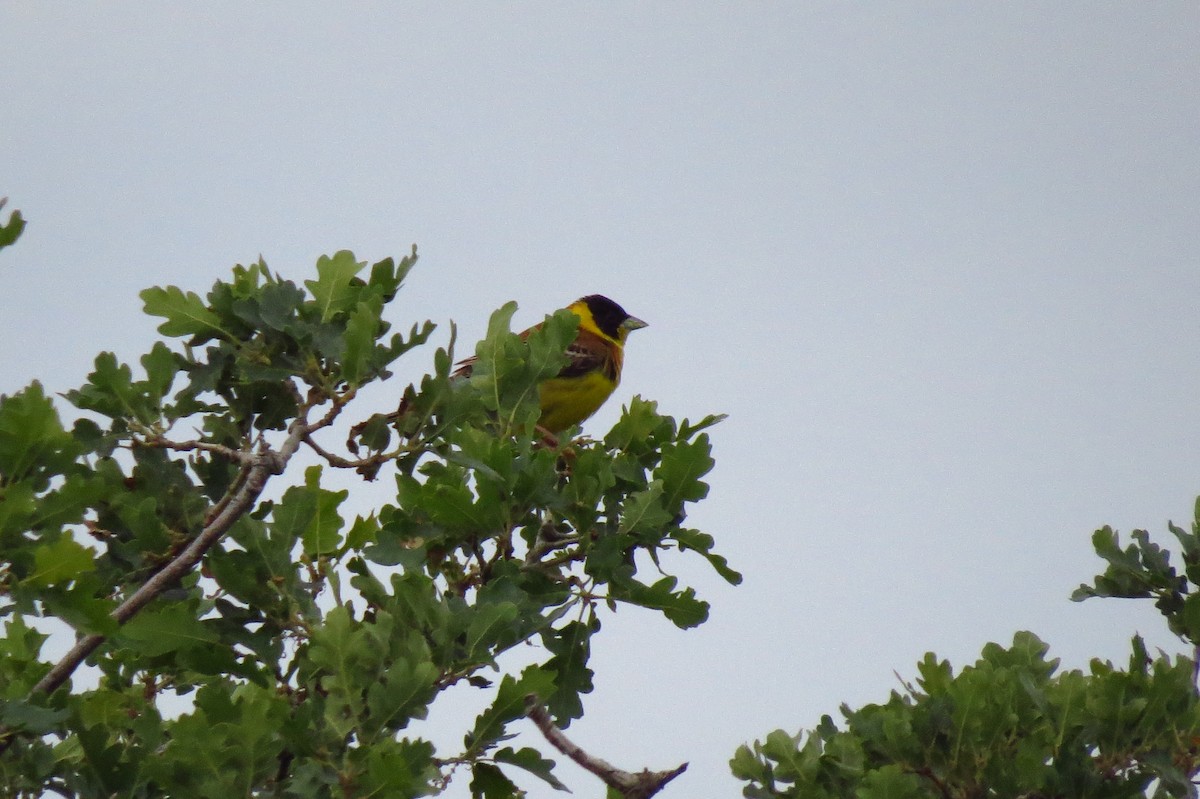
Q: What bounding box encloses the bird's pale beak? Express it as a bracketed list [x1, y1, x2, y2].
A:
[622, 316, 648, 332]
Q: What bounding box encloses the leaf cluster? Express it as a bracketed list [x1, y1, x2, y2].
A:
[735, 514, 1200, 798]
[1072, 500, 1200, 646]
[734, 630, 1200, 798]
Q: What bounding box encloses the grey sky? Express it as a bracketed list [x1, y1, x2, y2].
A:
[4, 4, 1199, 796]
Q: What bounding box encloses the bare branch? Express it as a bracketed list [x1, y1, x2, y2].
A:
[283, 378, 306, 408]
[302, 431, 392, 472]
[524, 515, 585, 566]
[525, 546, 586, 571]
[138, 436, 252, 464]
[525, 697, 687, 799]
[912, 766, 955, 799]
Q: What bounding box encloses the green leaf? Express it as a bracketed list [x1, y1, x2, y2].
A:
[618, 479, 674, 538]
[678, 412, 728, 440]
[305, 250, 366, 322]
[0, 199, 26, 250]
[620, 576, 710, 629]
[494, 746, 568, 791]
[395, 470, 503, 538]
[137, 684, 290, 795]
[273, 465, 347, 557]
[0, 698, 69, 733]
[606, 395, 674, 452]
[672, 528, 742, 585]
[468, 302, 524, 412]
[856, 764, 925, 799]
[541, 618, 597, 724]
[465, 665, 557, 756]
[141, 341, 181, 402]
[522, 309, 578, 385]
[465, 602, 521, 663]
[0, 616, 51, 695]
[470, 762, 519, 799]
[177, 638, 248, 678]
[27, 535, 95, 587]
[729, 743, 768, 783]
[342, 296, 383, 385]
[760, 728, 806, 780]
[463, 304, 578, 434]
[304, 606, 369, 738]
[0, 381, 80, 489]
[305, 482, 348, 558]
[1177, 593, 1200, 644]
[353, 737, 437, 797]
[655, 435, 715, 511]
[0, 614, 48, 661]
[364, 657, 439, 737]
[1171, 512, 1200, 586]
[141, 285, 230, 339]
[345, 514, 380, 550]
[65, 352, 144, 422]
[39, 577, 121, 636]
[66, 345, 178, 422]
[251, 279, 307, 332]
[584, 531, 636, 583]
[118, 604, 219, 657]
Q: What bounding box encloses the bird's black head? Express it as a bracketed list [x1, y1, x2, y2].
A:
[580, 295, 639, 339]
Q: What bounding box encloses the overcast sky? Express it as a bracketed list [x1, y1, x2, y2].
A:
[4, 4, 1199, 796]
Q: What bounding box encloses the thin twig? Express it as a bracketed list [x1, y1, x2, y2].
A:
[525, 547, 586, 571]
[302, 432, 392, 471]
[912, 766, 955, 799]
[524, 530, 582, 565]
[525, 697, 687, 799]
[523, 514, 585, 566]
[307, 386, 357, 433]
[138, 436, 252, 464]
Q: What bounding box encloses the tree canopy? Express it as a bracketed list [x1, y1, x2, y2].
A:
[0, 213, 737, 797]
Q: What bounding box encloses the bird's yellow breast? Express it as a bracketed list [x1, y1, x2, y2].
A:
[537, 369, 619, 433]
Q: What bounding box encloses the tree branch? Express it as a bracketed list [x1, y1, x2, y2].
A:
[26, 413, 310, 700]
[137, 436, 253, 464]
[307, 385, 357, 433]
[302, 431, 393, 472]
[525, 697, 687, 799]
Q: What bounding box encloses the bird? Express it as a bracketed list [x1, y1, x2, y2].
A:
[347, 295, 647, 457]
[453, 294, 647, 433]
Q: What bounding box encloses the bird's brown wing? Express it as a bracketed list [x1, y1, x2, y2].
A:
[451, 324, 537, 378]
[453, 326, 617, 381]
[557, 327, 618, 381]
[452, 356, 478, 379]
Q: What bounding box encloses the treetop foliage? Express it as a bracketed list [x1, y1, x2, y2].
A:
[735, 508, 1200, 798]
[0, 233, 737, 797]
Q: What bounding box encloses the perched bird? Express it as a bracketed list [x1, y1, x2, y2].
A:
[454, 294, 647, 433]
[348, 295, 647, 457]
